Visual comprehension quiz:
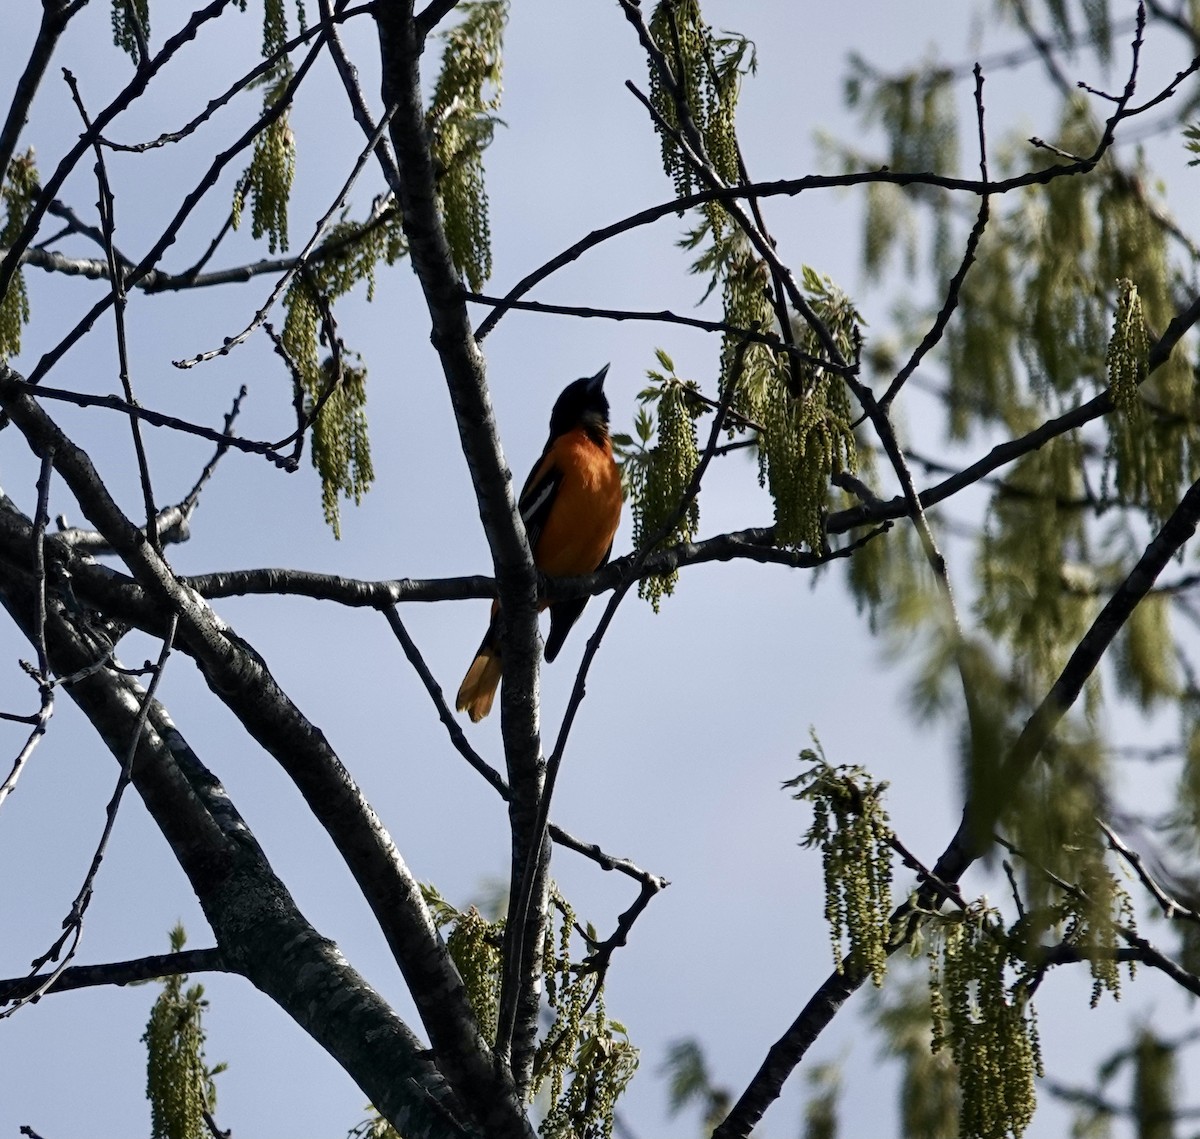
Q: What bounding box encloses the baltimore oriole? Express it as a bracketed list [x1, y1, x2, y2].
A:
[456, 366, 622, 722]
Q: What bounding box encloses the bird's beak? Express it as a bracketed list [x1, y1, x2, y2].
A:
[587, 364, 610, 394]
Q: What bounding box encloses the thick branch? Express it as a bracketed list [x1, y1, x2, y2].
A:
[0, 371, 529, 1139]
[374, 4, 546, 1089]
[0, 567, 472, 1139]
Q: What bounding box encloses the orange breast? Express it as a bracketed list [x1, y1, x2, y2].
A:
[534, 430, 622, 578]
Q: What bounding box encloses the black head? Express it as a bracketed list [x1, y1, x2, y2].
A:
[548, 364, 610, 441]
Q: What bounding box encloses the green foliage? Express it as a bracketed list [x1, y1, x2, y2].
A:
[420, 883, 503, 1045]
[832, 53, 958, 280]
[307, 354, 374, 537]
[262, 0, 290, 59]
[846, 514, 932, 638]
[977, 439, 1094, 691]
[231, 1, 314, 255]
[111, 0, 150, 61]
[660, 1038, 731, 1135]
[618, 350, 702, 609]
[346, 1108, 402, 1139]
[786, 741, 894, 987]
[142, 925, 226, 1139]
[236, 67, 297, 255]
[843, 54, 958, 176]
[802, 1061, 842, 1139]
[872, 980, 960, 1139]
[534, 892, 639, 1139]
[1168, 716, 1200, 854]
[943, 229, 1023, 438]
[1113, 593, 1178, 710]
[422, 884, 637, 1139]
[1067, 1030, 1182, 1139]
[1106, 278, 1150, 419]
[996, 0, 1114, 64]
[1001, 738, 1134, 1003]
[279, 214, 406, 534]
[1186, 122, 1200, 166]
[426, 0, 508, 291]
[656, 249, 860, 560]
[931, 95, 1193, 483]
[646, 0, 753, 237]
[446, 906, 503, 1045]
[928, 905, 1042, 1139]
[634, 6, 858, 565]
[0, 149, 37, 359]
[1132, 1031, 1178, 1139]
[758, 270, 860, 551]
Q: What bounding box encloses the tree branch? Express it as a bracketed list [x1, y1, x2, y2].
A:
[0, 948, 232, 1005]
[0, 0, 81, 190]
[375, 3, 546, 1092]
[0, 369, 527, 1139]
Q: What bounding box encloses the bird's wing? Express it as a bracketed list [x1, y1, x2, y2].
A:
[518, 444, 563, 554]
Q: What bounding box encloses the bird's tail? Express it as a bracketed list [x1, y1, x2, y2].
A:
[456, 634, 502, 722]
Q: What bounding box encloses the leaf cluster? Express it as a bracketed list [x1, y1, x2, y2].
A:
[616, 350, 702, 609]
[0, 149, 37, 359]
[928, 906, 1042, 1139]
[534, 891, 639, 1139]
[110, 0, 150, 63]
[142, 925, 226, 1139]
[420, 885, 638, 1139]
[659, 1037, 732, 1135]
[647, 0, 752, 237]
[786, 742, 894, 987]
[279, 211, 406, 534]
[872, 980, 961, 1139]
[426, 0, 508, 292]
[237, 68, 297, 256]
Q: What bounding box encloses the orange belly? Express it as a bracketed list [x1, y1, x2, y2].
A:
[534, 430, 622, 578]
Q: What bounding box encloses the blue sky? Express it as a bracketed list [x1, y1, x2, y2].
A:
[2, 2, 1199, 1137]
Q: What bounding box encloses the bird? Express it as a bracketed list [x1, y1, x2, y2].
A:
[455, 365, 622, 722]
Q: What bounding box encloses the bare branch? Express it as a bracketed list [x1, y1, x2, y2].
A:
[383, 606, 508, 798]
[0, 948, 230, 1006]
[26, 17, 332, 387]
[174, 109, 395, 370]
[0, 0, 82, 189]
[319, 0, 402, 187]
[0, 451, 55, 812]
[1100, 819, 1200, 924]
[0, 0, 240, 311]
[879, 65, 991, 409]
[1, 614, 178, 1020]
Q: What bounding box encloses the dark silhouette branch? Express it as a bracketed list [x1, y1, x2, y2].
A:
[0, 948, 231, 1006]
[0, 0, 83, 190]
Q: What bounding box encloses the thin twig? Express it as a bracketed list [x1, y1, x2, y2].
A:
[65, 69, 160, 550]
[879, 65, 991, 409]
[174, 107, 396, 370]
[1, 615, 178, 1019]
[383, 607, 507, 797]
[0, 451, 56, 812]
[6, 376, 299, 470]
[25, 13, 330, 386]
[1099, 819, 1200, 924]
